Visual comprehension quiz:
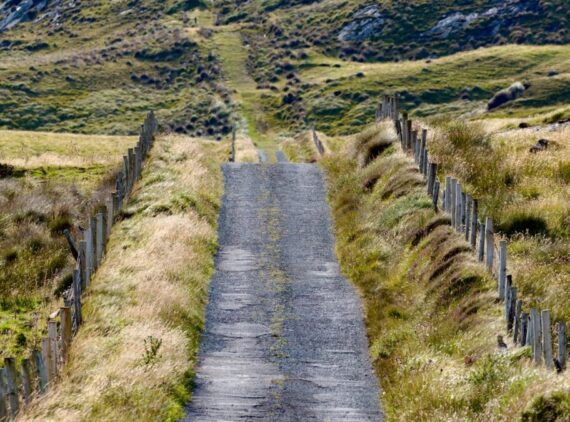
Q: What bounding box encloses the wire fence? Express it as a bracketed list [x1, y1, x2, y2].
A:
[0, 112, 159, 421]
[379, 94, 566, 372]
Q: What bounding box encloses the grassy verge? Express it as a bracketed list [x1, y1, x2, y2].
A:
[0, 130, 137, 360]
[285, 123, 570, 420]
[19, 134, 227, 421]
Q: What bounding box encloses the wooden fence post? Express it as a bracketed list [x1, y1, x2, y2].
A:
[478, 221, 485, 262]
[63, 229, 79, 260]
[542, 310, 553, 369]
[84, 226, 93, 285]
[558, 322, 566, 370]
[20, 359, 32, 405]
[531, 308, 542, 365]
[90, 216, 98, 271]
[465, 194, 471, 241]
[513, 300, 522, 343]
[79, 241, 87, 291]
[455, 182, 462, 230]
[470, 199, 478, 249]
[47, 321, 58, 379]
[450, 179, 457, 226]
[230, 129, 236, 162]
[32, 350, 48, 394]
[485, 217, 494, 273]
[61, 307, 72, 363]
[106, 196, 114, 237]
[96, 213, 104, 266]
[507, 284, 516, 331]
[428, 163, 437, 196]
[444, 176, 451, 211]
[498, 240, 507, 300]
[432, 179, 440, 212]
[4, 358, 19, 418]
[406, 120, 412, 150]
[521, 312, 529, 347]
[73, 268, 82, 327]
[0, 368, 7, 422]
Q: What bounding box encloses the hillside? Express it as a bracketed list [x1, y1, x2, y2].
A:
[0, 0, 232, 136]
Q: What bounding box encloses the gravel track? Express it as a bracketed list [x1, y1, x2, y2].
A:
[184, 163, 382, 421]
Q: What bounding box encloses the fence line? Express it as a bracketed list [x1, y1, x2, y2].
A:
[379, 95, 566, 372]
[0, 112, 159, 421]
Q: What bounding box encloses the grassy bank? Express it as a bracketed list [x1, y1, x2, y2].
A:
[285, 122, 570, 420]
[19, 134, 227, 421]
[0, 130, 137, 360]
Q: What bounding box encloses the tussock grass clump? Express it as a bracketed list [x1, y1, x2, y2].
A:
[487, 81, 526, 110]
[350, 122, 397, 168]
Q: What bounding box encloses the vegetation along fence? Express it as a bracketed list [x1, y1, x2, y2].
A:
[378, 95, 567, 372]
[0, 112, 159, 421]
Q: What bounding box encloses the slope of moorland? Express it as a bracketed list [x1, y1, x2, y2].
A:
[0, 0, 233, 136]
[0, 130, 136, 360]
[19, 134, 228, 421]
[284, 122, 570, 420]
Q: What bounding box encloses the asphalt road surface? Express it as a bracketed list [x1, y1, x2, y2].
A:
[184, 163, 382, 421]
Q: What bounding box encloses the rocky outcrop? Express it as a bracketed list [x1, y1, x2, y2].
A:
[338, 5, 384, 42]
[0, 0, 49, 31]
[423, 0, 541, 39]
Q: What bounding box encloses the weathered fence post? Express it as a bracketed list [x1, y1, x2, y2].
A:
[106, 196, 114, 237]
[432, 179, 440, 212]
[507, 284, 516, 331]
[485, 217, 494, 273]
[465, 194, 471, 241]
[73, 268, 82, 327]
[96, 213, 104, 266]
[20, 359, 32, 405]
[478, 221, 485, 262]
[90, 216, 98, 272]
[230, 129, 236, 162]
[542, 310, 553, 369]
[531, 308, 542, 365]
[521, 312, 529, 347]
[514, 300, 522, 343]
[444, 176, 451, 211]
[558, 322, 566, 370]
[498, 240, 507, 300]
[63, 229, 79, 261]
[450, 179, 457, 226]
[4, 358, 19, 418]
[32, 350, 48, 393]
[61, 307, 72, 363]
[47, 320, 58, 380]
[470, 199, 478, 249]
[406, 120, 412, 150]
[79, 240, 87, 291]
[428, 163, 437, 196]
[455, 182, 462, 230]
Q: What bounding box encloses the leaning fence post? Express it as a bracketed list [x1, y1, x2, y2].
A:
[32, 350, 48, 394]
[531, 308, 542, 365]
[73, 268, 82, 327]
[4, 358, 19, 418]
[485, 217, 494, 272]
[558, 322, 566, 370]
[63, 229, 79, 260]
[542, 310, 553, 369]
[20, 359, 32, 405]
[498, 240, 507, 300]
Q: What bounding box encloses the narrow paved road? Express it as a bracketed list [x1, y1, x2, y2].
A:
[184, 163, 382, 421]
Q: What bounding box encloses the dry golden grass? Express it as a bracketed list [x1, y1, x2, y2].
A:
[18, 134, 227, 421]
[235, 133, 259, 163]
[0, 130, 136, 168]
